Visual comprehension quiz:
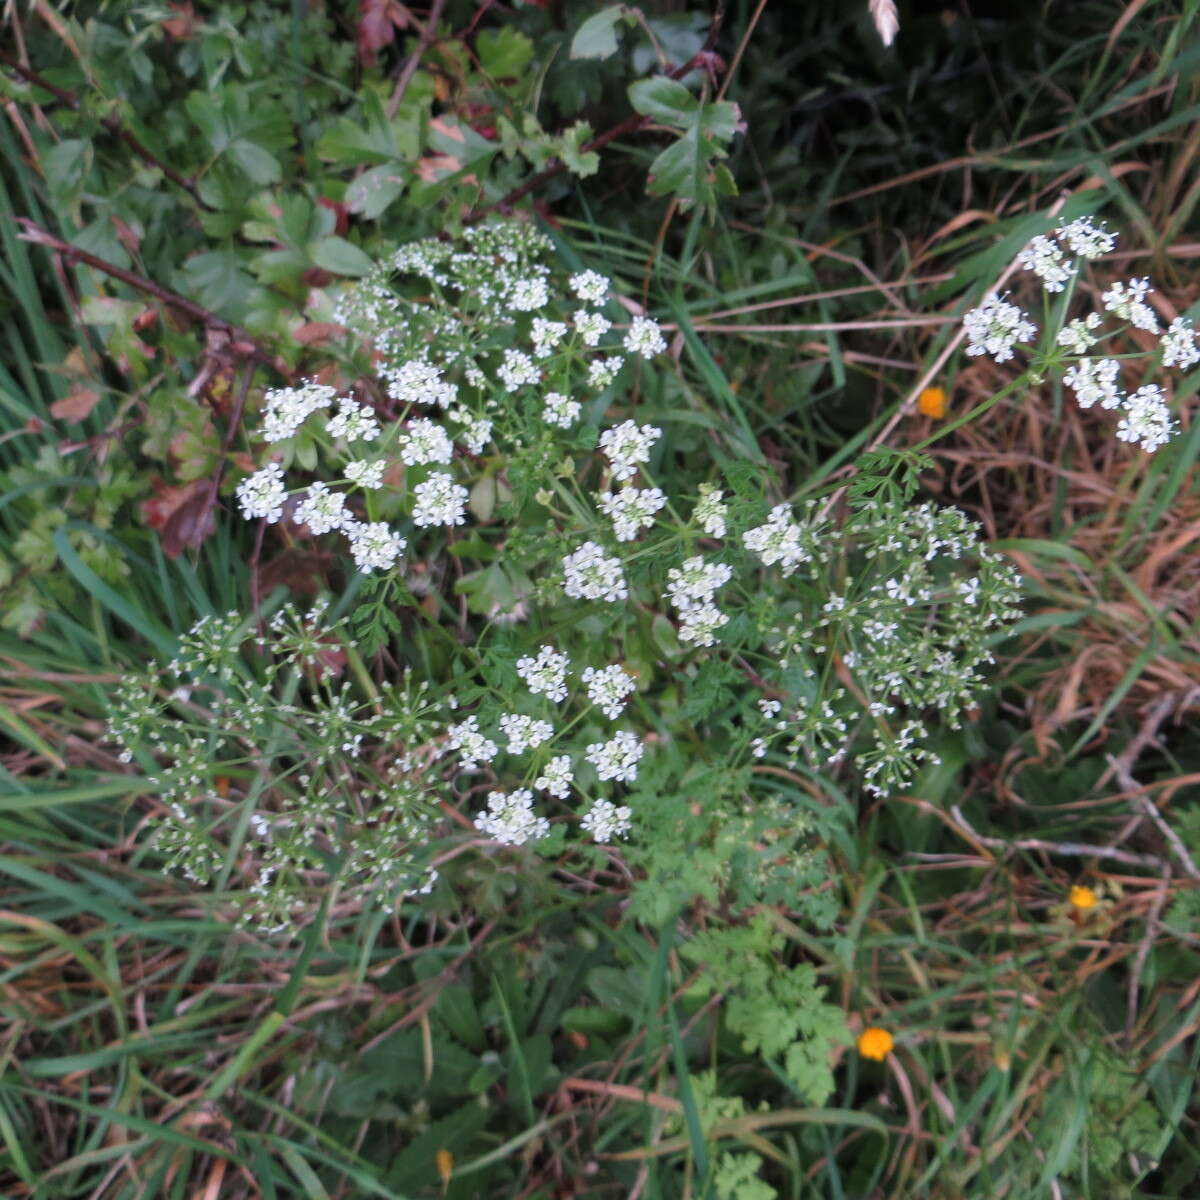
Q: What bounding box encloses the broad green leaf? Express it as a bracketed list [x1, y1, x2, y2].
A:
[477, 26, 534, 78]
[309, 236, 374, 277]
[571, 6, 626, 60]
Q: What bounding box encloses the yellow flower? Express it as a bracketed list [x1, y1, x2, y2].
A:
[1069, 885, 1097, 911]
[435, 1149, 454, 1185]
[917, 386, 948, 418]
[856, 1026, 894, 1061]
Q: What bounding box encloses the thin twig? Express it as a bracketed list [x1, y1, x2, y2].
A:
[15, 219, 283, 371]
[1, 53, 205, 204]
[387, 0, 449, 121]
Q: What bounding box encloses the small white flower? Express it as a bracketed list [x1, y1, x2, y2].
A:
[1102, 278, 1159, 333]
[507, 276, 550, 312]
[664, 556, 732, 609]
[516, 645, 570, 702]
[345, 459, 385, 489]
[543, 391, 582, 428]
[599, 420, 661, 481]
[236, 463, 287, 523]
[742, 505, 812, 574]
[531, 317, 568, 358]
[296, 481, 353, 535]
[475, 788, 549, 846]
[1160, 317, 1199, 370]
[260, 382, 338, 443]
[677, 602, 728, 647]
[1018, 234, 1074, 292]
[574, 309, 612, 346]
[535, 754, 574, 798]
[623, 316, 667, 359]
[957, 578, 981, 605]
[447, 715, 499, 770]
[1116, 384, 1176, 452]
[563, 541, 628, 603]
[758, 699, 782, 718]
[584, 730, 644, 783]
[398, 418, 454, 466]
[962, 293, 1037, 363]
[599, 486, 667, 541]
[694, 485, 727, 537]
[587, 355, 625, 389]
[582, 664, 637, 719]
[570, 270, 610, 304]
[1057, 313, 1102, 355]
[580, 798, 632, 842]
[458, 416, 492, 455]
[386, 360, 457, 408]
[499, 714, 555, 754]
[346, 521, 406, 572]
[497, 348, 540, 392]
[1056, 216, 1117, 259]
[412, 472, 468, 527]
[326, 399, 380, 443]
[1063, 357, 1122, 410]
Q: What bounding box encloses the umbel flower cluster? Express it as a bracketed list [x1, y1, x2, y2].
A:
[106, 602, 447, 934]
[124, 222, 1036, 932]
[964, 216, 1196, 453]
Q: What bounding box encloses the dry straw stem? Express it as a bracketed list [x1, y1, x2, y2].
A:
[869, 0, 900, 47]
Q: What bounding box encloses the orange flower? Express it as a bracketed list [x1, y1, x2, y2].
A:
[1069, 885, 1097, 911]
[435, 1149, 454, 1185]
[856, 1026, 894, 1061]
[917, 386, 948, 418]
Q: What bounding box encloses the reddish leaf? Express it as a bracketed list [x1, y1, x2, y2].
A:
[358, 0, 411, 66]
[293, 322, 348, 345]
[50, 389, 102, 423]
[317, 196, 349, 235]
[258, 547, 336, 597]
[141, 478, 217, 558]
[162, 1, 195, 38]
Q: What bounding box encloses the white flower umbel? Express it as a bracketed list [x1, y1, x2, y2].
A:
[474, 788, 550, 846]
[535, 754, 574, 798]
[574, 309, 612, 346]
[326, 399, 381, 443]
[386, 360, 457, 408]
[447, 715, 499, 770]
[344, 459, 385, 489]
[1056, 216, 1117, 260]
[580, 798, 632, 842]
[677, 603, 729, 647]
[1017, 234, 1074, 293]
[563, 541, 628, 603]
[963, 293, 1037, 363]
[260, 381, 337, 443]
[497, 348, 539, 392]
[587, 355, 624, 389]
[531, 317, 568, 358]
[412, 472, 468, 527]
[516, 645, 571, 702]
[507, 276, 549, 312]
[599, 420, 661, 481]
[695, 485, 728, 537]
[398, 418, 454, 466]
[296, 482, 353, 535]
[1102, 278, 1160, 333]
[570, 270, 610, 304]
[543, 391, 581, 428]
[457, 415, 492, 455]
[1161, 317, 1199, 370]
[346, 522, 406, 572]
[236, 463, 287, 523]
[1063, 358, 1123, 410]
[1057, 313, 1102, 355]
[499, 714, 554, 754]
[582, 664, 637, 719]
[585, 730, 644, 783]
[599, 487, 667, 542]
[665, 556, 732, 610]
[623, 316, 667, 359]
[1116, 385, 1176, 453]
[742, 505, 813, 575]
